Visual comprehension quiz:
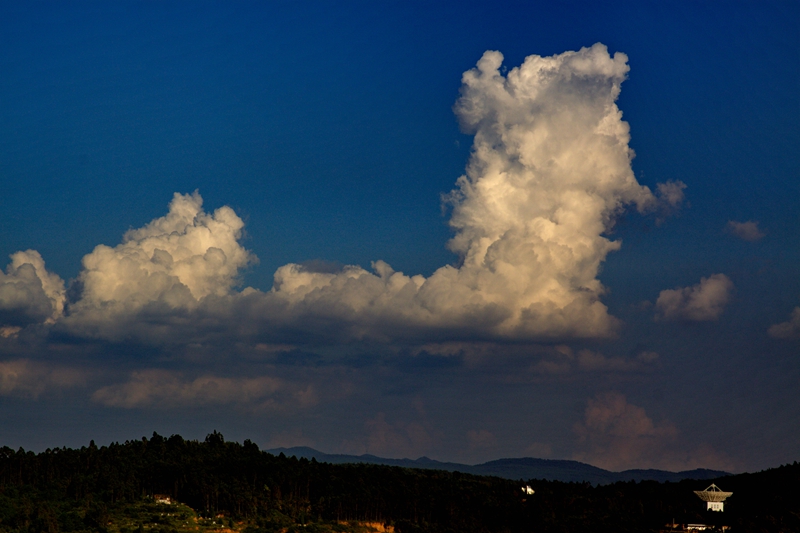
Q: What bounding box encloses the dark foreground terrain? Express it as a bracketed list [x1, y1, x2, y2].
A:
[0, 432, 797, 533]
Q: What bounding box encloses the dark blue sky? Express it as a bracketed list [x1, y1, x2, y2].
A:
[0, 1, 798, 473]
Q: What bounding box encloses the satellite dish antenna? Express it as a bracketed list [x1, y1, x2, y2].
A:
[693, 483, 732, 512]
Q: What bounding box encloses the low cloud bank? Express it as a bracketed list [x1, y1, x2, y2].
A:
[3, 44, 682, 345]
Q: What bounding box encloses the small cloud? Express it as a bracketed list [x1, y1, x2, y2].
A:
[656, 180, 687, 208]
[573, 392, 678, 471]
[726, 220, 765, 242]
[524, 442, 552, 458]
[265, 428, 316, 450]
[254, 343, 296, 353]
[768, 307, 800, 340]
[0, 326, 22, 338]
[650, 180, 688, 225]
[0, 359, 84, 399]
[531, 346, 658, 374]
[530, 359, 571, 374]
[467, 429, 498, 450]
[636, 351, 660, 363]
[90, 369, 310, 411]
[576, 349, 643, 372]
[341, 412, 437, 459]
[573, 392, 735, 471]
[655, 274, 733, 321]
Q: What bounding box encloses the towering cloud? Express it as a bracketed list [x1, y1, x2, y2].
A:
[11, 44, 679, 345]
[655, 274, 733, 322]
[262, 43, 664, 341]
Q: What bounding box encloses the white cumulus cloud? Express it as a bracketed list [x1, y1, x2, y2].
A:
[77, 191, 254, 307]
[0, 250, 65, 327]
[655, 274, 733, 322]
[260, 43, 663, 341]
[60, 192, 255, 337]
[13, 45, 682, 346]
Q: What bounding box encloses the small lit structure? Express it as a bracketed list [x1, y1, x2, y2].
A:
[521, 485, 534, 495]
[693, 484, 732, 512]
[154, 494, 172, 504]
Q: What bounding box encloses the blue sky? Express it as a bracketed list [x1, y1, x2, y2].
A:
[0, 1, 798, 473]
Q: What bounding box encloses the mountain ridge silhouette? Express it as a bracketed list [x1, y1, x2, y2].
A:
[267, 446, 729, 485]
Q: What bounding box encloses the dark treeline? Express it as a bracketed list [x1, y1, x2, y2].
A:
[0, 432, 798, 533]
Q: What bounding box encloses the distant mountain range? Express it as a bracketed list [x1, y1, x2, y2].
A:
[267, 446, 729, 485]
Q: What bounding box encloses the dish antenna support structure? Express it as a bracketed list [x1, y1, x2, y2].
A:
[694, 484, 732, 512]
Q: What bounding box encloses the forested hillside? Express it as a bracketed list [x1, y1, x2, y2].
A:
[0, 432, 797, 533]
